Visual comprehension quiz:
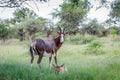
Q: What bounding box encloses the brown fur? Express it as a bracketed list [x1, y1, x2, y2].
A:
[53, 64, 67, 74]
[30, 27, 66, 70]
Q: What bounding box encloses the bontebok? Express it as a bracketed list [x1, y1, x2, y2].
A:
[30, 27, 66, 70]
[53, 64, 67, 74]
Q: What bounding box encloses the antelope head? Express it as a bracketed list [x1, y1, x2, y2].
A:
[57, 26, 66, 43]
[53, 64, 67, 74]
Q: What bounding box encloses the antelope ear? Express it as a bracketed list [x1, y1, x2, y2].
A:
[65, 31, 68, 34]
[57, 31, 60, 34]
[61, 64, 64, 67]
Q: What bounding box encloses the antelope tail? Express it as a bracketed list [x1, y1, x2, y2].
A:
[30, 44, 38, 56]
[30, 45, 34, 56]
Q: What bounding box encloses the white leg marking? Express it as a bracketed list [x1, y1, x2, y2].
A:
[49, 60, 52, 70]
[54, 53, 56, 57]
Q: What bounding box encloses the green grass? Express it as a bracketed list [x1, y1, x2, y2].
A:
[0, 36, 120, 80]
[84, 40, 105, 55]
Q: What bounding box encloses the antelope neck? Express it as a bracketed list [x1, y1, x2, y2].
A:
[54, 36, 63, 49]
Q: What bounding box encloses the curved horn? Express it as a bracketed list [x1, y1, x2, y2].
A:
[63, 27, 68, 34]
[61, 64, 64, 67]
[63, 27, 65, 31]
[58, 26, 61, 32]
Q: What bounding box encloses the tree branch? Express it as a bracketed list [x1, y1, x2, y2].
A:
[0, 0, 48, 8]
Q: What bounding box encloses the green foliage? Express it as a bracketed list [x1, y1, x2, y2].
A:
[84, 40, 105, 55]
[0, 23, 9, 40]
[8, 27, 18, 39]
[82, 19, 105, 36]
[0, 16, 48, 41]
[110, 0, 120, 21]
[88, 40, 103, 48]
[66, 34, 96, 44]
[13, 7, 37, 23]
[81, 35, 96, 44]
[0, 0, 49, 8]
[16, 17, 47, 41]
[0, 19, 19, 40]
[18, 17, 46, 31]
[110, 29, 117, 36]
[52, 0, 90, 33]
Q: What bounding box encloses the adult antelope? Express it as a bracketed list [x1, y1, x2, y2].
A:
[30, 27, 66, 70]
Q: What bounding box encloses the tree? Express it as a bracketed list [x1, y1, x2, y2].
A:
[82, 19, 105, 36]
[107, 25, 120, 37]
[17, 17, 47, 41]
[52, 0, 90, 34]
[13, 7, 37, 23]
[0, 23, 9, 41]
[110, 0, 120, 23]
[0, 0, 48, 8]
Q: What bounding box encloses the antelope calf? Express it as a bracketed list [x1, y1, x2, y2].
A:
[53, 64, 67, 74]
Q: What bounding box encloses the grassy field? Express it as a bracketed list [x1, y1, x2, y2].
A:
[0, 35, 120, 80]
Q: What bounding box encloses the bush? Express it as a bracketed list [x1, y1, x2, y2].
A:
[110, 29, 117, 36]
[65, 34, 96, 45]
[88, 40, 103, 48]
[81, 35, 96, 44]
[84, 40, 105, 55]
[0, 24, 9, 41]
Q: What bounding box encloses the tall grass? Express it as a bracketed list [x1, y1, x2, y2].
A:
[84, 40, 105, 55]
[0, 36, 120, 80]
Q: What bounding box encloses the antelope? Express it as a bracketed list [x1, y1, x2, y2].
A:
[29, 27, 66, 70]
[53, 64, 67, 74]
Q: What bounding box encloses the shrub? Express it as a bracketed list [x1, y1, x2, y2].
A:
[110, 29, 117, 36]
[0, 24, 9, 41]
[88, 40, 103, 48]
[84, 40, 105, 55]
[65, 34, 96, 45]
[81, 35, 96, 44]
